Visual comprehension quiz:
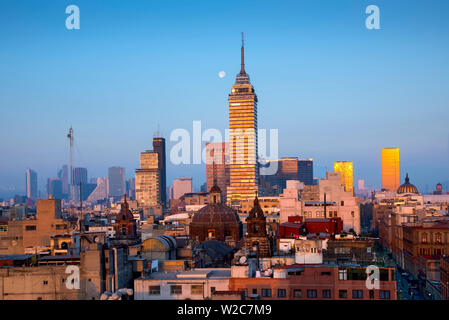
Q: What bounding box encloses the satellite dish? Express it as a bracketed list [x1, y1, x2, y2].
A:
[239, 256, 247, 264]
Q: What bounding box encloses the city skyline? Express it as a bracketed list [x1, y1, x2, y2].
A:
[1, 0, 449, 196]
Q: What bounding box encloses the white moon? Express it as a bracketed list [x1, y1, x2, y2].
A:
[218, 71, 226, 78]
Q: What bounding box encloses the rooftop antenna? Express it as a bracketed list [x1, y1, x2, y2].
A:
[240, 32, 246, 74]
[67, 127, 74, 217]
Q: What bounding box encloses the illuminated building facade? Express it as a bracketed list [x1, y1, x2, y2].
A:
[334, 161, 353, 192]
[206, 142, 230, 201]
[381, 148, 400, 191]
[135, 150, 160, 208]
[226, 35, 259, 206]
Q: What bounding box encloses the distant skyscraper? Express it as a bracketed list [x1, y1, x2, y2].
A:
[334, 161, 353, 192]
[47, 178, 63, 199]
[381, 148, 400, 191]
[298, 159, 313, 186]
[135, 150, 160, 207]
[58, 165, 69, 195]
[127, 177, 136, 200]
[108, 166, 125, 198]
[72, 167, 88, 186]
[25, 168, 37, 200]
[173, 177, 193, 199]
[206, 142, 230, 199]
[358, 179, 365, 190]
[227, 34, 259, 206]
[153, 137, 166, 206]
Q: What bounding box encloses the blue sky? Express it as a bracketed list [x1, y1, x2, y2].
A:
[0, 0, 448, 196]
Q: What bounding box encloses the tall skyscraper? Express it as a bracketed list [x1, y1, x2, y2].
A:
[173, 177, 193, 199]
[25, 168, 37, 200]
[135, 150, 160, 207]
[127, 177, 136, 200]
[206, 142, 230, 199]
[298, 159, 313, 186]
[381, 148, 400, 191]
[226, 34, 259, 206]
[334, 161, 353, 192]
[72, 167, 88, 186]
[153, 137, 166, 206]
[108, 166, 125, 198]
[47, 178, 63, 199]
[57, 165, 69, 196]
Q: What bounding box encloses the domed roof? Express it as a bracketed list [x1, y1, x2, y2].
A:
[191, 203, 240, 226]
[397, 173, 419, 194]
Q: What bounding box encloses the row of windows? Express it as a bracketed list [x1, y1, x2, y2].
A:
[253, 288, 390, 299]
[149, 285, 204, 296]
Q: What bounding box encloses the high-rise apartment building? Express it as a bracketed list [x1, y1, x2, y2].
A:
[334, 161, 353, 192]
[381, 148, 400, 191]
[206, 142, 230, 199]
[173, 177, 193, 199]
[26, 168, 37, 200]
[135, 150, 160, 208]
[226, 35, 259, 206]
[108, 166, 125, 198]
[153, 137, 166, 206]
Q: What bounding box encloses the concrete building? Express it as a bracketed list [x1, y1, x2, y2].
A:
[206, 142, 230, 201]
[0, 197, 70, 255]
[135, 150, 160, 208]
[173, 177, 193, 200]
[134, 268, 231, 300]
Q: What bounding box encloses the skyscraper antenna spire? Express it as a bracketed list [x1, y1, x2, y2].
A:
[240, 32, 245, 74]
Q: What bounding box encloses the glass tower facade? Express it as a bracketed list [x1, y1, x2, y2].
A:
[381, 148, 400, 191]
[334, 161, 354, 192]
[226, 37, 259, 206]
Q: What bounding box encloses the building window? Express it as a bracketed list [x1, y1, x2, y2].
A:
[170, 285, 182, 295]
[293, 289, 302, 298]
[339, 290, 347, 299]
[211, 287, 216, 293]
[380, 290, 390, 300]
[421, 233, 428, 244]
[149, 286, 160, 295]
[352, 290, 363, 299]
[25, 225, 36, 231]
[436, 233, 442, 244]
[277, 289, 286, 298]
[191, 285, 203, 295]
[369, 290, 374, 299]
[339, 269, 347, 280]
[322, 290, 331, 298]
[261, 289, 272, 297]
[43, 280, 48, 285]
[252, 288, 257, 294]
[307, 289, 317, 298]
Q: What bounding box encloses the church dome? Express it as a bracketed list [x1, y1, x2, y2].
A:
[397, 173, 419, 194]
[191, 203, 240, 227]
[189, 185, 241, 243]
